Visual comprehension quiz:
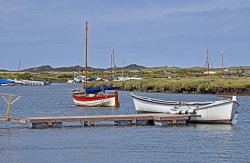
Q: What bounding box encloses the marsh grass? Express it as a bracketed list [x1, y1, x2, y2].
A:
[1, 68, 249, 94]
[88, 77, 250, 94]
[0, 71, 74, 82]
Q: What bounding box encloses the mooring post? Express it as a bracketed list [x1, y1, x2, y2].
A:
[48, 121, 53, 128]
[1, 93, 21, 122]
[172, 119, 177, 124]
[6, 95, 12, 121]
[132, 118, 137, 126]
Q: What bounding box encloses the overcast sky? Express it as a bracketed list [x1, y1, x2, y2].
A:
[0, 0, 249, 70]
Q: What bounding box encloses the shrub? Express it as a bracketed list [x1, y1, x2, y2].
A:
[19, 73, 33, 79]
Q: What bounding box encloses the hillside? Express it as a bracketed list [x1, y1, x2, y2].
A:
[20, 64, 146, 72]
[22, 65, 54, 72]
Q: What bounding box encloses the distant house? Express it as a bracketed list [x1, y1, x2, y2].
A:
[129, 70, 140, 73]
[204, 71, 217, 75]
[104, 71, 112, 73]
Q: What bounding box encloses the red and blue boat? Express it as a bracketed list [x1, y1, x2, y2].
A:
[71, 21, 120, 107]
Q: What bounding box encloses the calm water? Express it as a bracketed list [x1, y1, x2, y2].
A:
[0, 83, 250, 162]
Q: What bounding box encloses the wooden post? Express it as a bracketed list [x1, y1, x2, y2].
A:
[6, 95, 12, 121]
[132, 118, 137, 126]
[115, 90, 120, 108]
[48, 121, 53, 128]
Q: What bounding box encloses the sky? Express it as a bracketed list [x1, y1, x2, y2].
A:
[0, 0, 250, 70]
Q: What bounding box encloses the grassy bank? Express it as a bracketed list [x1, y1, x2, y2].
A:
[88, 77, 250, 95]
[0, 71, 72, 83]
[1, 68, 250, 95]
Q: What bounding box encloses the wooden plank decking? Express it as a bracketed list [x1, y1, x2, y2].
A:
[0, 113, 192, 128]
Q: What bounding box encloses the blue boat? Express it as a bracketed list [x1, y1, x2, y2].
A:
[0, 79, 15, 86]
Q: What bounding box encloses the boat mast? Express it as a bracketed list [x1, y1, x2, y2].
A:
[17, 59, 21, 72]
[122, 59, 124, 77]
[221, 50, 224, 69]
[84, 21, 88, 89]
[205, 49, 209, 75]
[112, 48, 115, 75]
[17, 59, 21, 80]
[110, 53, 113, 73]
[221, 50, 224, 75]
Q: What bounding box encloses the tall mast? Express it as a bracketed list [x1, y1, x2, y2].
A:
[122, 59, 124, 77]
[84, 21, 88, 89]
[221, 50, 224, 69]
[110, 54, 113, 72]
[17, 59, 21, 72]
[17, 59, 21, 80]
[221, 50, 224, 75]
[204, 49, 210, 75]
[112, 48, 115, 75]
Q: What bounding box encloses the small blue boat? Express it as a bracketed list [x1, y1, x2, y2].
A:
[0, 79, 15, 86]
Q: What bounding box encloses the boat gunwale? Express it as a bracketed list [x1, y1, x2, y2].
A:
[130, 93, 213, 106]
[193, 100, 239, 111]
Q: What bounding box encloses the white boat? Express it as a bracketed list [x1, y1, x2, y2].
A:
[131, 93, 239, 124]
[131, 93, 212, 113]
[67, 75, 85, 83]
[13, 79, 24, 85]
[22, 79, 51, 86]
[126, 76, 142, 80]
[112, 76, 142, 82]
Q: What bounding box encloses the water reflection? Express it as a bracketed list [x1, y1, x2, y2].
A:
[0, 129, 13, 161]
[188, 123, 236, 131]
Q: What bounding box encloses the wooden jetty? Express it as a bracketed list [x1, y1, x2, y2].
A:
[0, 114, 194, 128]
[0, 93, 199, 129]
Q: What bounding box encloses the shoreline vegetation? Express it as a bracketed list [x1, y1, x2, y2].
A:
[1, 66, 250, 95]
[89, 78, 250, 95]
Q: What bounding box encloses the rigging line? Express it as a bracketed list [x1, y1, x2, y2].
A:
[209, 57, 213, 68]
[75, 25, 85, 73]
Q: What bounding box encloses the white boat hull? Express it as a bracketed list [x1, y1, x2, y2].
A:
[131, 93, 239, 124]
[131, 93, 210, 113]
[132, 96, 173, 113]
[73, 96, 116, 107]
[189, 101, 238, 123]
[72, 90, 120, 107]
